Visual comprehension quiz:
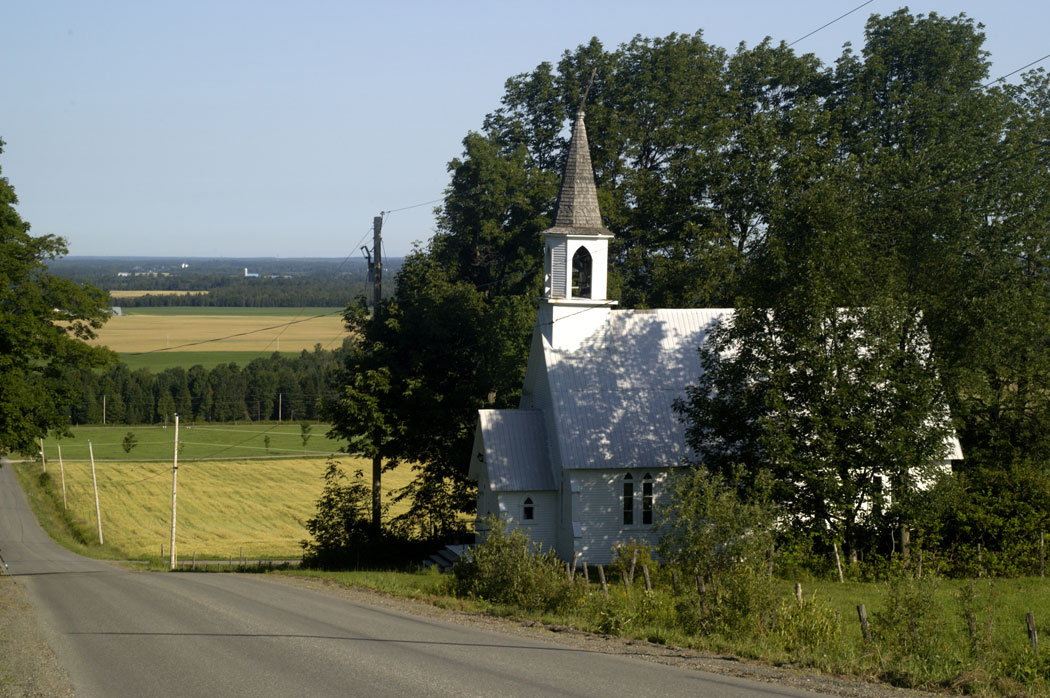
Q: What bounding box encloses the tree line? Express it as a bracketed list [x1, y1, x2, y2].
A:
[324, 10, 1050, 570]
[65, 346, 345, 425]
[114, 279, 368, 308]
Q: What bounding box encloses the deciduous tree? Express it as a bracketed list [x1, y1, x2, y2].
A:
[0, 139, 113, 454]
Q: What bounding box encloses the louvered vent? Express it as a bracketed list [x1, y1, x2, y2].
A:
[550, 244, 567, 298]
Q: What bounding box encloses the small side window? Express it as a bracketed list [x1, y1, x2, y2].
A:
[523, 497, 534, 521]
[623, 474, 634, 525]
[642, 473, 654, 525]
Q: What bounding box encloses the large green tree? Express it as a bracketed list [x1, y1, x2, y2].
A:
[0, 138, 114, 454]
[328, 11, 1050, 554]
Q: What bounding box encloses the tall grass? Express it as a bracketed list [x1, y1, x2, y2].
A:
[15, 455, 416, 560]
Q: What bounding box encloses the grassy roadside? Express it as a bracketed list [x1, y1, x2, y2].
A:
[13, 459, 1050, 695]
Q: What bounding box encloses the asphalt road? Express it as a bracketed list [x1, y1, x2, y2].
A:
[1, 462, 834, 698]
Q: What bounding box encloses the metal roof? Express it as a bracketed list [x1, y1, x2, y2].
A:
[477, 409, 556, 491]
[545, 308, 729, 470]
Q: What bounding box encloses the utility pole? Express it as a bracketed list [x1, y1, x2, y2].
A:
[169, 414, 179, 570]
[39, 438, 46, 473]
[88, 441, 103, 545]
[103, 394, 106, 425]
[57, 445, 67, 510]
[362, 214, 384, 536]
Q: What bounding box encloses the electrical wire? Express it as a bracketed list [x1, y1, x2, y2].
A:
[381, 198, 443, 215]
[788, 0, 877, 47]
[984, 52, 1050, 88]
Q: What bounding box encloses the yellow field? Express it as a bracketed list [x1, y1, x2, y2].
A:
[88, 313, 346, 353]
[47, 457, 415, 559]
[109, 290, 209, 298]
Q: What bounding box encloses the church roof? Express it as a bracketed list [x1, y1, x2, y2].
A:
[545, 110, 611, 237]
[476, 409, 556, 491]
[545, 308, 729, 470]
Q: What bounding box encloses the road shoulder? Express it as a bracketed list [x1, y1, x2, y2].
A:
[264, 572, 938, 698]
[0, 575, 75, 698]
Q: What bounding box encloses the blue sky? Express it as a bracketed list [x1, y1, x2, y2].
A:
[2, 1, 1046, 259]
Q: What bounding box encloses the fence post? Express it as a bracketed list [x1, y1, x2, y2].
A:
[795, 582, 803, 604]
[628, 549, 638, 587]
[857, 604, 871, 642]
[671, 569, 679, 597]
[582, 561, 589, 584]
[597, 564, 608, 599]
[642, 565, 652, 593]
[833, 542, 844, 583]
[1027, 612, 1039, 658]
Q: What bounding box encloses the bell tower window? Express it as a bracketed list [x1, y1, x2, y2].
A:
[571, 247, 592, 299]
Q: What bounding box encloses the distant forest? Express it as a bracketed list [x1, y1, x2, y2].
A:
[50, 256, 402, 307]
[66, 346, 348, 425]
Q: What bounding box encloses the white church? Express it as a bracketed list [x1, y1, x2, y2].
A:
[468, 109, 735, 564]
[467, 109, 961, 565]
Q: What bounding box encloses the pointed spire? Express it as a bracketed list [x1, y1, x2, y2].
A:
[550, 110, 610, 235]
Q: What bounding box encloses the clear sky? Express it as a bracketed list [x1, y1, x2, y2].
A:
[2, 1, 1046, 259]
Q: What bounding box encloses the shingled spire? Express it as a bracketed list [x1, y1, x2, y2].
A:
[550, 110, 611, 235]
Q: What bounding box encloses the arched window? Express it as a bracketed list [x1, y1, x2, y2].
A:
[523, 497, 535, 521]
[642, 473, 654, 525]
[571, 247, 592, 299]
[622, 473, 634, 525]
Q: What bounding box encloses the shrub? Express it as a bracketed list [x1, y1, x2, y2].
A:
[771, 593, 841, 658]
[451, 517, 584, 613]
[301, 458, 373, 568]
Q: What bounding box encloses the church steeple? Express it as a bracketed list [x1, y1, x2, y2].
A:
[551, 110, 609, 235]
[541, 109, 614, 303]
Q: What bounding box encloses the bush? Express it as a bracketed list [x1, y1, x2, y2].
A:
[301, 459, 373, 569]
[771, 593, 841, 658]
[451, 517, 585, 613]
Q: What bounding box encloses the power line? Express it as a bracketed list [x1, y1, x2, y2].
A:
[984, 52, 1050, 88]
[788, 0, 877, 47]
[381, 198, 443, 216]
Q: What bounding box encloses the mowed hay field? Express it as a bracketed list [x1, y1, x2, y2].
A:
[89, 307, 346, 354]
[109, 290, 209, 298]
[32, 456, 415, 560]
[36, 424, 414, 560]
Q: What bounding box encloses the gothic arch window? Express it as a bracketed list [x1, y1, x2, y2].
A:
[571, 247, 592, 299]
[642, 473, 654, 525]
[523, 497, 535, 521]
[622, 473, 634, 525]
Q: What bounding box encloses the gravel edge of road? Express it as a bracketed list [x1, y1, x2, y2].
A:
[0, 575, 75, 698]
[264, 573, 942, 698]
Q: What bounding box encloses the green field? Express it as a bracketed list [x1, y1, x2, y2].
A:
[119, 350, 316, 371]
[121, 306, 343, 316]
[44, 424, 346, 462]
